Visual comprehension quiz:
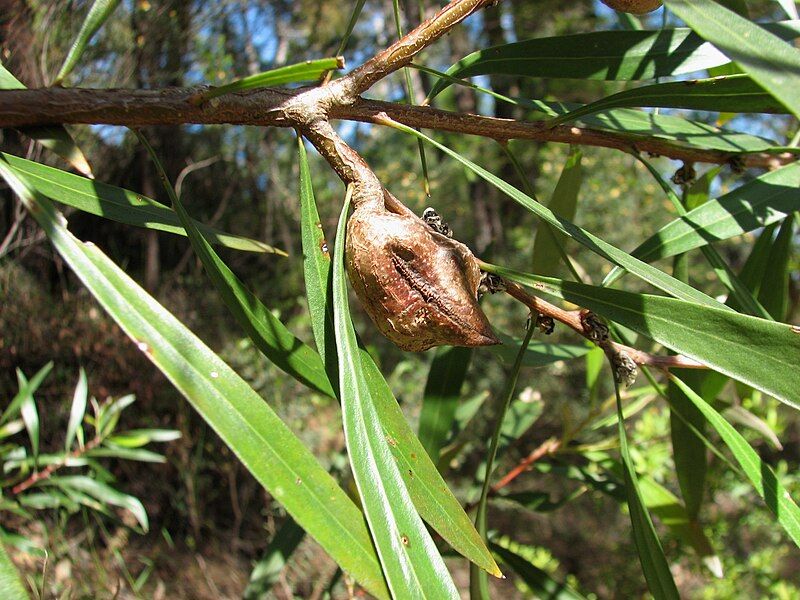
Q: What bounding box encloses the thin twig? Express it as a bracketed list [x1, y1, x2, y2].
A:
[502, 279, 706, 370]
[11, 436, 103, 495]
[490, 437, 561, 493]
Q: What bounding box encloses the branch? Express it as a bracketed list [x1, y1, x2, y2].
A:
[501, 279, 706, 374]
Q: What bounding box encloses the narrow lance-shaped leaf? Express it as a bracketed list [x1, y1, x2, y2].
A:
[65, 368, 88, 451]
[0, 529, 28, 600]
[548, 75, 786, 128]
[669, 374, 800, 548]
[603, 161, 800, 286]
[481, 264, 800, 411]
[199, 57, 344, 102]
[0, 159, 390, 600]
[1, 362, 52, 426]
[614, 379, 680, 600]
[532, 147, 583, 277]
[53, 0, 121, 85]
[418, 346, 472, 464]
[16, 371, 40, 467]
[332, 195, 460, 599]
[2, 153, 280, 254]
[134, 131, 333, 397]
[45, 475, 148, 531]
[664, 0, 800, 119]
[0, 64, 92, 177]
[384, 120, 726, 308]
[244, 518, 306, 600]
[471, 321, 535, 600]
[428, 21, 800, 98]
[758, 215, 794, 320]
[490, 538, 587, 600]
[298, 140, 501, 577]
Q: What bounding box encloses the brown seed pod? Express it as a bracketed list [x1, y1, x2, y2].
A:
[600, 0, 662, 14]
[346, 190, 499, 352]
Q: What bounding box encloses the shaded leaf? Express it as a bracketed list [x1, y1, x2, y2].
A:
[549, 75, 785, 128]
[491, 538, 587, 600]
[0, 529, 28, 600]
[532, 147, 583, 277]
[47, 475, 147, 530]
[418, 346, 472, 464]
[723, 405, 783, 451]
[429, 21, 800, 98]
[389, 122, 725, 308]
[669, 374, 800, 548]
[491, 334, 588, 367]
[664, 0, 800, 119]
[758, 215, 794, 320]
[244, 518, 306, 600]
[1, 362, 52, 426]
[614, 381, 680, 600]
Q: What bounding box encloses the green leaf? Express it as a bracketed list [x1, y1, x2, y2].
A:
[0, 63, 92, 177]
[199, 57, 344, 102]
[614, 381, 680, 600]
[548, 75, 785, 128]
[418, 346, 472, 464]
[65, 368, 88, 452]
[53, 0, 121, 85]
[723, 405, 783, 451]
[0, 529, 28, 600]
[298, 136, 336, 378]
[428, 21, 800, 98]
[668, 371, 708, 520]
[664, 0, 800, 119]
[334, 0, 368, 58]
[106, 428, 181, 446]
[332, 195, 459, 599]
[490, 335, 589, 367]
[244, 518, 306, 600]
[87, 446, 166, 463]
[471, 321, 535, 599]
[758, 215, 794, 320]
[532, 148, 583, 277]
[46, 475, 148, 531]
[669, 374, 800, 548]
[298, 143, 500, 577]
[1, 362, 52, 426]
[482, 265, 800, 411]
[135, 131, 332, 396]
[603, 161, 800, 283]
[1, 153, 281, 254]
[490, 539, 587, 600]
[387, 122, 725, 308]
[0, 160, 390, 600]
[16, 372, 39, 467]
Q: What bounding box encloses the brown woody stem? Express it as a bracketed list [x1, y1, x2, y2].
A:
[11, 436, 103, 495]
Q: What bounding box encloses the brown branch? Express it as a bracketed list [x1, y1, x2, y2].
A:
[0, 92, 795, 169]
[11, 436, 103, 495]
[343, 0, 496, 95]
[502, 279, 706, 371]
[490, 437, 561, 493]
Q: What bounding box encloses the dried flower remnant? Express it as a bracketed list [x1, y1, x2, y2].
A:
[346, 190, 499, 351]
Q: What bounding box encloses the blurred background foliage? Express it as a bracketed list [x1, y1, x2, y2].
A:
[0, 0, 798, 598]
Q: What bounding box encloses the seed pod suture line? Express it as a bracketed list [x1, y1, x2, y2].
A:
[346, 189, 499, 351]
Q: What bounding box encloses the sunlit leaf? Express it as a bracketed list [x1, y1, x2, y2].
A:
[65, 368, 88, 452]
[0, 160, 390, 600]
[332, 195, 460, 599]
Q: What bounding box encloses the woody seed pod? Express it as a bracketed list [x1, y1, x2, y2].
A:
[600, 0, 662, 14]
[346, 190, 499, 352]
